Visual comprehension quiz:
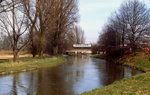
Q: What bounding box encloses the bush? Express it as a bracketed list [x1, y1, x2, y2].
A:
[106, 46, 125, 58]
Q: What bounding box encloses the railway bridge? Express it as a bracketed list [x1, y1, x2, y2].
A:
[66, 44, 92, 55]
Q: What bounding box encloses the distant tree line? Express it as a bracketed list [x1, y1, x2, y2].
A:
[0, 0, 85, 62]
[95, 0, 150, 57]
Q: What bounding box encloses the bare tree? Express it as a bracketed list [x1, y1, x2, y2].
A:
[0, 0, 21, 13]
[21, 0, 39, 57]
[116, 0, 150, 55]
[109, 12, 127, 47]
[103, 0, 150, 56]
[72, 24, 85, 44]
[22, 0, 79, 56]
[0, 0, 79, 59]
[0, 0, 30, 62]
[35, 0, 50, 57]
[48, 0, 79, 55]
[57, 24, 85, 53]
[22, 0, 54, 57]
[98, 24, 121, 48]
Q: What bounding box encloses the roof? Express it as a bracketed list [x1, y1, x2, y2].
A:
[73, 44, 92, 48]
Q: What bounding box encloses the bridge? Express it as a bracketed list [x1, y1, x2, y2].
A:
[66, 44, 92, 55]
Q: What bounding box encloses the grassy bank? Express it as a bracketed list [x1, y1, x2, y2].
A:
[81, 72, 150, 95]
[82, 52, 150, 95]
[91, 52, 150, 72]
[0, 56, 65, 75]
[118, 52, 150, 72]
[90, 54, 106, 59]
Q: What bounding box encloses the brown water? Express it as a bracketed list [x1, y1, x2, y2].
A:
[0, 56, 142, 95]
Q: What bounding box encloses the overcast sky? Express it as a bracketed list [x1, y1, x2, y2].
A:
[78, 0, 150, 43]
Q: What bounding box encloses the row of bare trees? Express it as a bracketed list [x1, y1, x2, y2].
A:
[70, 24, 85, 44]
[97, 0, 150, 57]
[0, 0, 84, 62]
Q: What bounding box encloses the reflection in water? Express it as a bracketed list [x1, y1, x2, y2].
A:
[0, 56, 142, 95]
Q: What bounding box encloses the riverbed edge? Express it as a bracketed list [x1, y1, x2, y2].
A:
[0, 56, 65, 76]
[91, 53, 149, 72]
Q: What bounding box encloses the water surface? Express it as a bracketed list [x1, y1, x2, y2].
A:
[0, 56, 142, 95]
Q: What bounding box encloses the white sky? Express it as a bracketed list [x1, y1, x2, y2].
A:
[78, 0, 150, 43]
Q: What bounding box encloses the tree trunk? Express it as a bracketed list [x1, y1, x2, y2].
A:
[133, 49, 136, 56]
[31, 47, 37, 58]
[39, 50, 43, 58]
[13, 50, 19, 62]
[31, 41, 37, 58]
[32, 52, 36, 58]
[38, 31, 44, 58]
[131, 44, 136, 56]
[122, 35, 125, 47]
[53, 46, 58, 55]
[38, 43, 44, 58]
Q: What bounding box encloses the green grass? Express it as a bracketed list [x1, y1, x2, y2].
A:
[81, 72, 150, 95]
[0, 56, 65, 75]
[118, 52, 150, 72]
[134, 58, 150, 71]
[90, 54, 106, 59]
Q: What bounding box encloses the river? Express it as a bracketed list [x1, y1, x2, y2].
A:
[0, 56, 142, 95]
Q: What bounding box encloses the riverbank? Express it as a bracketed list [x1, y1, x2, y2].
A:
[0, 56, 65, 76]
[81, 72, 150, 95]
[90, 54, 106, 59]
[117, 52, 150, 72]
[82, 52, 150, 95]
[91, 53, 150, 72]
